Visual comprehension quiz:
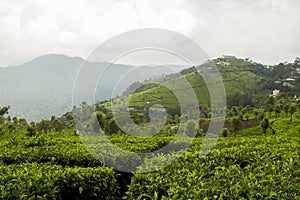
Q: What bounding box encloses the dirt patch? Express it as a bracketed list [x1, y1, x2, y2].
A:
[200, 118, 260, 133]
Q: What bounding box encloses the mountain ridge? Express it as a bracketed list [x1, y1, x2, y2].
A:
[0, 54, 187, 121]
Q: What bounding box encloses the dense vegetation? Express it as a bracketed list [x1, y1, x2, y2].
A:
[1, 56, 300, 199]
[102, 56, 300, 110]
[1, 92, 300, 199]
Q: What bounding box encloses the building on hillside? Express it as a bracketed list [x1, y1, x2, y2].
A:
[285, 78, 295, 81]
[283, 82, 294, 87]
[272, 89, 280, 97]
[149, 106, 166, 112]
[274, 80, 281, 84]
[290, 95, 299, 104]
[222, 55, 236, 59]
[216, 61, 230, 66]
[110, 108, 121, 112]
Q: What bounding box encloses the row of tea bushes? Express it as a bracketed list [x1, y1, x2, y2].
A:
[0, 163, 119, 200]
[0, 133, 102, 167]
[126, 133, 300, 199]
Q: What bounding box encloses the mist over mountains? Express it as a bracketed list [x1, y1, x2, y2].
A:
[3, 53, 299, 122]
[0, 54, 186, 121]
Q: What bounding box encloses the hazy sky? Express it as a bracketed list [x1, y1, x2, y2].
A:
[0, 0, 299, 66]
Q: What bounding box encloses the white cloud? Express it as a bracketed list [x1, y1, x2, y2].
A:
[0, 0, 299, 66]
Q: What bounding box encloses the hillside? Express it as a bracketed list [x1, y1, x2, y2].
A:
[101, 56, 300, 111]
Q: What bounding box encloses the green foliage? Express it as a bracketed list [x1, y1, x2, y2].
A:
[52, 119, 63, 132]
[231, 117, 242, 133]
[126, 132, 300, 199]
[221, 128, 230, 137]
[283, 103, 290, 118]
[2, 92, 300, 199]
[185, 120, 197, 137]
[274, 103, 281, 118]
[261, 117, 269, 134]
[0, 132, 101, 167]
[0, 163, 119, 200]
[289, 105, 297, 122]
[101, 57, 262, 111]
[26, 125, 36, 136]
[0, 106, 10, 116]
[265, 96, 275, 116]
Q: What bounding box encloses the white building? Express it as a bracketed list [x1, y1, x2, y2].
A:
[285, 78, 295, 81]
[272, 89, 280, 97]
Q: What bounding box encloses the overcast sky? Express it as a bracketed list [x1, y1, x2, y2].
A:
[0, 0, 299, 66]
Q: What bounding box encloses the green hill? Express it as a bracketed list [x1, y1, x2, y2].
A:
[101, 57, 263, 110]
[101, 56, 300, 111]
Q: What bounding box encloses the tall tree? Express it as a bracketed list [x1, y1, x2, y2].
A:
[284, 103, 290, 118]
[274, 104, 281, 118]
[289, 105, 297, 122]
[261, 117, 269, 134]
[265, 96, 275, 117]
[231, 117, 242, 134]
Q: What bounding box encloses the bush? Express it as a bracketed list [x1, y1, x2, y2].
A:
[126, 135, 300, 199]
[221, 128, 230, 137]
[0, 163, 120, 200]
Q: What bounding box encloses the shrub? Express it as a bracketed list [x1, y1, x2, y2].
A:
[0, 163, 120, 200]
[221, 128, 230, 137]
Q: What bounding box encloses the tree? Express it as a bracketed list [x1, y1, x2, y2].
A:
[231, 117, 242, 134]
[96, 112, 105, 129]
[108, 118, 119, 135]
[221, 128, 230, 137]
[261, 117, 269, 134]
[185, 120, 196, 137]
[283, 103, 290, 118]
[231, 106, 239, 116]
[7, 123, 16, 132]
[295, 99, 300, 108]
[18, 118, 28, 126]
[27, 125, 36, 136]
[289, 105, 297, 122]
[0, 106, 10, 123]
[258, 110, 265, 121]
[265, 96, 275, 117]
[37, 120, 51, 133]
[12, 117, 18, 124]
[0, 106, 9, 116]
[253, 109, 259, 119]
[52, 119, 63, 132]
[274, 104, 281, 118]
[7, 116, 11, 122]
[90, 113, 101, 132]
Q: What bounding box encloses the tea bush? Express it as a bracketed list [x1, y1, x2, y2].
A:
[0, 163, 119, 200]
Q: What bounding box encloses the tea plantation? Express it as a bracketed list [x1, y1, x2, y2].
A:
[0, 115, 300, 199]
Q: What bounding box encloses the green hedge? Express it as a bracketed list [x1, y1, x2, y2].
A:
[0, 134, 102, 167]
[0, 163, 120, 200]
[0, 133, 180, 167]
[126, 134, 300, 199]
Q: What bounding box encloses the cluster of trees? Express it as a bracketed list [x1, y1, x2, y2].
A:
[2, 88, 300, 138]
[264, 96, 298, 121]
[82, 92, 300, 137]
[0, 106, 73, 136]
[224, 95, 300, 136]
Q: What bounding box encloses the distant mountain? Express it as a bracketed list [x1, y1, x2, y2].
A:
[0, 54, 187, 121]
